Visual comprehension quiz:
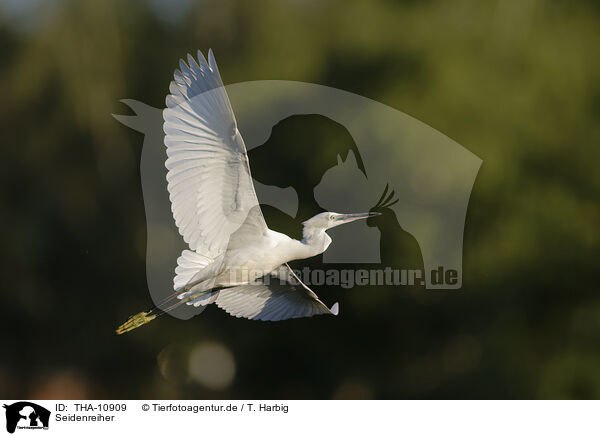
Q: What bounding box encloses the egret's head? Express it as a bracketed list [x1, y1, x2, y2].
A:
[302, 211, 381, 230]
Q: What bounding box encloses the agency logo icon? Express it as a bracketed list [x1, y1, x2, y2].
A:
[3, 402, 50, 434]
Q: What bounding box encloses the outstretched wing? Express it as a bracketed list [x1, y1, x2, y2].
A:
[214, 264, 339, 321]
[164, 49, 267, 258]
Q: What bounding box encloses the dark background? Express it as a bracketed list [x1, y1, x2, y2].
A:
[1, 0, 599, 399]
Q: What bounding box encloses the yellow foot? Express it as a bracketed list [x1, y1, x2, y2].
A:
[115, 311, 157, 335]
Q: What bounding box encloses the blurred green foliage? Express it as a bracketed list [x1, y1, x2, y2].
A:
[0, 0, 599, 399]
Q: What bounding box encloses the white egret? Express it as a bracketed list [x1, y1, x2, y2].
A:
[116, 50, 379, 334]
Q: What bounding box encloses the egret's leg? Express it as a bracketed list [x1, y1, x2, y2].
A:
[115, 288, 218, 335]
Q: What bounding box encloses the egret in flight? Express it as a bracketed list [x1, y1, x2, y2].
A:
[116, 50, 379, 334]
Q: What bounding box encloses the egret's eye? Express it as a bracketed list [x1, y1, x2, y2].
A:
[330, 215, 336, 220]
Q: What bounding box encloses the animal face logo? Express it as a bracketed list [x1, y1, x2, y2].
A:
[3, 402, 50, 434]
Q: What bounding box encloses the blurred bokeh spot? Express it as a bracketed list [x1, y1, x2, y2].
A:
[187, 342, 236, 391]
[332, 378, 374, 400]
[30, 371, 91, 400]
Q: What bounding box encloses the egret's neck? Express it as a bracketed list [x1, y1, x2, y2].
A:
[297, 225, 332, 258]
